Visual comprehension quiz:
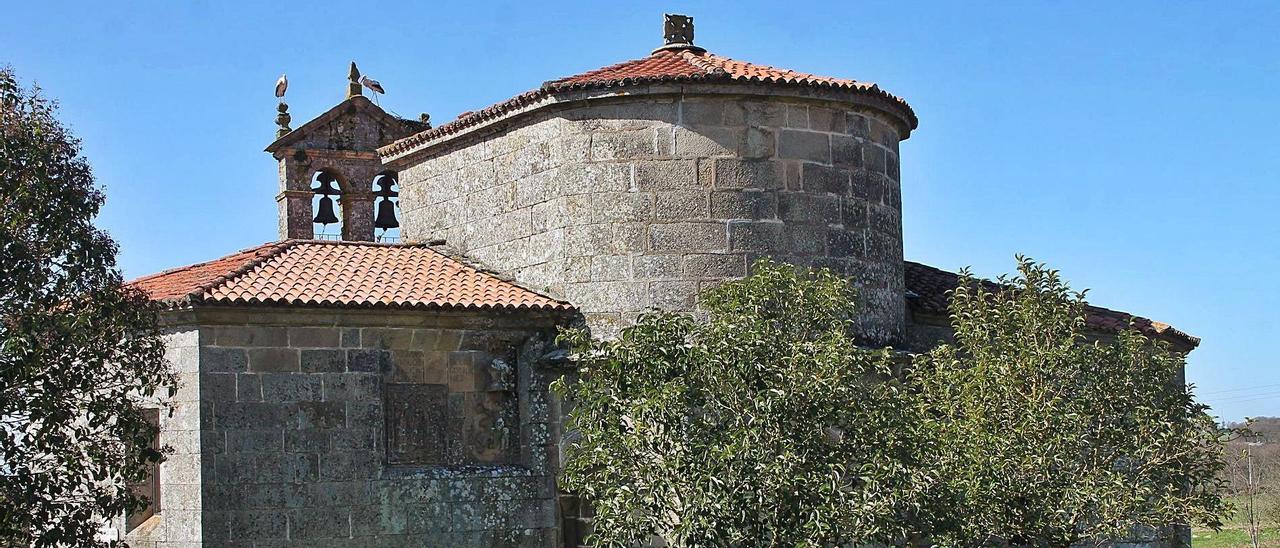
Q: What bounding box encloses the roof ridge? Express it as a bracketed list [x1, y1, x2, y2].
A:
[379, 47, 917, 160]
[679, 50, 728, 76]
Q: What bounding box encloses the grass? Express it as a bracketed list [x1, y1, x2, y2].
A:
[1192, 495, 1280, 547]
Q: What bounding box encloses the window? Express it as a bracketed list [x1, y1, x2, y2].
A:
[126, 408, 160, 531]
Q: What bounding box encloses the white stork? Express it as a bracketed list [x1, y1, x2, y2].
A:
[275, 74, 288, 100]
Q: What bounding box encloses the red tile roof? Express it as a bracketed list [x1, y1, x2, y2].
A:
[380, 48, 916, 158]
[903, 261, 1199, 348]
[128, 240, 572, 312]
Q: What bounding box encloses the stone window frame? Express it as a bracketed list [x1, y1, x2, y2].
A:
[125, 407, 161, 531]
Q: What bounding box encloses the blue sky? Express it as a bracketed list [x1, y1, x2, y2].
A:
[3, 1, 1276, 421]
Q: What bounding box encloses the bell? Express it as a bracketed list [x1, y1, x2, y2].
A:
[374, 198, 399, 229]
[373, 174, 398, 198]
[313, 196, 340, 225]
[313, 172, 341, 196]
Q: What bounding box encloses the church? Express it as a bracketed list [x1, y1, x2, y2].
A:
[121, 14, 1198, 547]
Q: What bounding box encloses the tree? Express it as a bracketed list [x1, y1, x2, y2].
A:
[0, 67, 176, 545]
[556, 260, 939, 546]
[912, 257, 1229, 546]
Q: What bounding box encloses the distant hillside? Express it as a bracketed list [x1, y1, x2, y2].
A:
[1228, 416, 1280, 443]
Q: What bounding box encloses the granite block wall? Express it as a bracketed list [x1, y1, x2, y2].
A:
[119, 327, 203, 548]
[167, 308, 564, 546]
[396, 89, 907, 344]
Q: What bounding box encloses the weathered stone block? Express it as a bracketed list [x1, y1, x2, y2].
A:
[362, 328, 415, 350]
[590, 255, 632, 281]
[784, 224, 827, 255]
[247, 348, 299, 373]
[785, 104, 808, 128]
[846, 112, 870, 138]
[808, 107, 844, 133]
[673, 126, 742, 158]
[202, 346, 247, 373]
[215, 326, 287, 347]
[831, 135, 862, 169]
[289, 507, 352, 540]
[388, 350, 426, 383]
[201, 372, 235, 401]
[802, 164, 848, 194]
[228, 510, 288, 540]
[347, 349, 390, 373]
[321, 373, 381, 402]
[649, 222, 727, 252]
[777, 193, 840, 225]
[261, 374, 323, 402]
[863, 143, 887, 174]
[340, 328, 360, 348]
[711, 190, 777, 220]
[713, 158, 782, 190]
[728, 220, 784, 252]
[287, 401, 347, 430]
[681, 100, 727, 126]
[826, 228, 864, 258]
[777, 129, 830, 163]
[590, 129, 663, 160]
[288, 327, 340, 348]
[285, 428, 328, 452]
[655, 190, 710, 220]
[682, 254, 747, 279]
[235, 373, 262, 401]
[744, 126, 775, 159]
[631, 255, 682, 280]
[634, 159, 699, 190]
[591, 192, 653, 222]
[301, 349, 345, 373]
[226, 429, 283, 453]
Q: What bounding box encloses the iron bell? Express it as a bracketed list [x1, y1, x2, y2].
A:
[313, 172, 342, 196]
[374, 200, 399, 230]
[313, 196, 340, 225]
[373, 174, 400, 230]
[312, 172, 342, 226]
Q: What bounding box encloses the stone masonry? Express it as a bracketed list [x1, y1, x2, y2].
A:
[393, 84, 909, 344]
[128, 308, 566, 547]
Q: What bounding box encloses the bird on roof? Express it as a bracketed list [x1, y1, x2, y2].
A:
[360, 75, 384, 94]
[275, 74, 288, 99]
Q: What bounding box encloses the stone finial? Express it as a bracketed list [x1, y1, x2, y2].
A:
[275, 102, 292, 138]
[654, 14, 704, 54]
[347, 61, 363, 98]
[664, 14, 694, 46]
[419, 113, 432, 129]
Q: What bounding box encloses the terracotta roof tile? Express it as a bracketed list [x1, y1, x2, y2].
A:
[381, 49, 916, 158]
[128, 240, 572, 312]
[903, 261, 1199, 347]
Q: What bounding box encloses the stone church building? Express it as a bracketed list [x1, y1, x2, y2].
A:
[122, 15, 1198, 547]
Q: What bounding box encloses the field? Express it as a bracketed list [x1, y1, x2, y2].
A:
[1192, 495, 1280, 547]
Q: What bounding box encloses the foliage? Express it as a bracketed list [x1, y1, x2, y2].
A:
[0, 67, 176, 546]
[913, 256, 1230, 546]
[555, 260, 937, 547]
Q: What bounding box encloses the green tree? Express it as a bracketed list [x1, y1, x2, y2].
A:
[913, 257, 1229, 546]
[556, 260, 938, 547]
[1, 68, 176, 546]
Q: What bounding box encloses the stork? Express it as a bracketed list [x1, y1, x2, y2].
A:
[274, 74, 288, 101]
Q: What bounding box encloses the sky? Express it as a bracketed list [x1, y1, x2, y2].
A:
[3, 1, 1277, 421]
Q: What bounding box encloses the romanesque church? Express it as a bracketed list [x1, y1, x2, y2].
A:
[121, 15, 1198, 547]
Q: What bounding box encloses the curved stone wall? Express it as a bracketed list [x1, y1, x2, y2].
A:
[396, 85, 907, 344]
